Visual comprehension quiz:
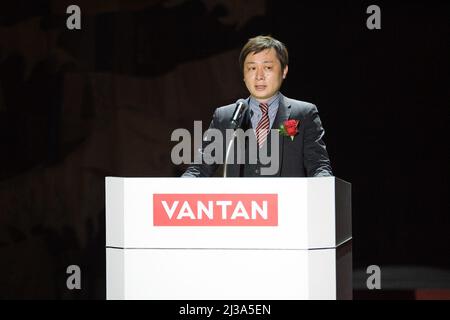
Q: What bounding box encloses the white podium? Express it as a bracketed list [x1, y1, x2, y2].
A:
[105, 177, 352, 300]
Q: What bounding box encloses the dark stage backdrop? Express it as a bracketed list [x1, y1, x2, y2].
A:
[0, 0, 449, 299]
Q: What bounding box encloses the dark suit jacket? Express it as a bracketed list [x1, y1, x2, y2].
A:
[182, 93, 333, 177]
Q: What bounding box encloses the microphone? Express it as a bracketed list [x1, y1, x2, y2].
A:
[230, 99, 248, 129]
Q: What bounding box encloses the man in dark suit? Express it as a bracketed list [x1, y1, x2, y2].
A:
[182, 35, 332, 177]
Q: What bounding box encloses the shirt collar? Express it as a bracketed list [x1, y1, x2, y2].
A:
[248, 91, 281, 110]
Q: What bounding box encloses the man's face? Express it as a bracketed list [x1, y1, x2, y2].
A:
[243, 48, 288, 101]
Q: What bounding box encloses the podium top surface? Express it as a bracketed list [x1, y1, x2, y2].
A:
[105, 177, 351, 250]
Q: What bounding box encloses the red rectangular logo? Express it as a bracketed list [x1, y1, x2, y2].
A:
[153, 194, 278, 226]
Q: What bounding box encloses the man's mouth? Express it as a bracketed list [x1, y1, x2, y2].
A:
[255, 85, 267, 91]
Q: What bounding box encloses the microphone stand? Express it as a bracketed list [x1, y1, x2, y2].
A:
[223, 107, 248, 178]
[223, 131, 237, 178]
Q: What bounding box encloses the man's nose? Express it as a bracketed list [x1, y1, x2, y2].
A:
[255, 67, 265, 80]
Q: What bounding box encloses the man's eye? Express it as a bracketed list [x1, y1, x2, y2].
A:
[265, 66, 272, 70]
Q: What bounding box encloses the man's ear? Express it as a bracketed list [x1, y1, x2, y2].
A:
[283, 65, 289, 79]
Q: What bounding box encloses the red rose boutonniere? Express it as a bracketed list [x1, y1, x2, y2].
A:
[278, 119, 300, 141]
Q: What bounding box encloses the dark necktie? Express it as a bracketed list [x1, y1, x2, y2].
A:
[255, 102, 269, 148]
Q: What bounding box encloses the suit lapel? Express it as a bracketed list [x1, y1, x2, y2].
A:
[272, 94, 291, 176]
[272, 94, 291, 130]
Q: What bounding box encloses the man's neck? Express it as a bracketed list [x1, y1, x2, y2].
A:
[250, 91, 280, 104]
